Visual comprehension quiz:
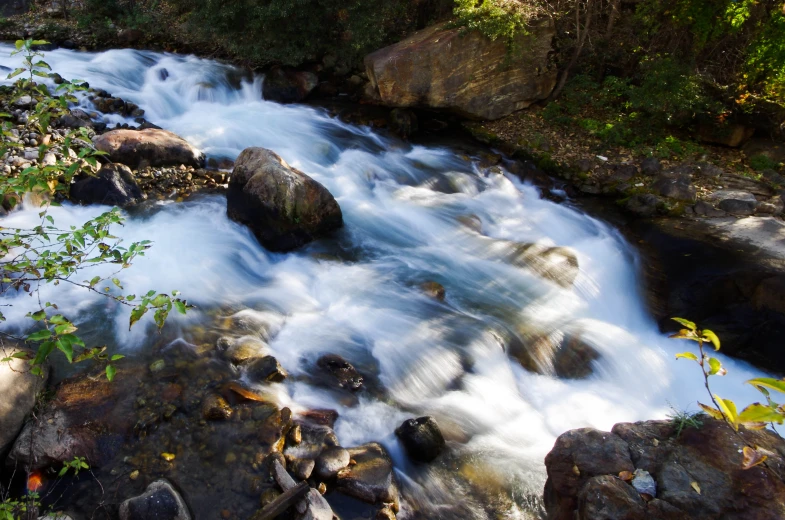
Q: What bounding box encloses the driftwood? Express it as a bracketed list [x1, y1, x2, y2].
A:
[250, 481, 309, 520]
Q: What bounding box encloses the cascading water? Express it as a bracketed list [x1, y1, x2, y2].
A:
[0, 45, 772, 518]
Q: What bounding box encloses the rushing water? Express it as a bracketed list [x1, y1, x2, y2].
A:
[0, 45, 772, 518]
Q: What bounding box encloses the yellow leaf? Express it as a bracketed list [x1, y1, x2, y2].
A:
[741, 446, 767, 470]
[691, 481, 701, 494]
[618, 470, 634, 482]
[698, 402, 724, 421]
[161, 452, 175, 462]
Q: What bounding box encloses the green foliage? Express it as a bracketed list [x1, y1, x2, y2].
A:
[667, 407, 703, 438]
[59, 456, 89, 477]
[671, 317, 785, 469]
[745, 11, 785, 100]
[0, 494, 40, 520]
[543, 66, 716, 156]
[748, 153, 781, 172]
[451, 0, 545, 46]
[0, 41, 192, 379]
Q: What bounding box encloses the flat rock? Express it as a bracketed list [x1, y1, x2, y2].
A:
[92, 128, 205, 169]
[336, 443, 399, 509]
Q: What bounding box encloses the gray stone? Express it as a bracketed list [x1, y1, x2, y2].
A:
[631, 468, 657, 497]
[652, 176, 696, 201]
[119, 479, 191, 520]
[694, 163, 724, 179]
[314, 446, 350, 479]
[708, 190, 757, 202]
[246, 355, 287, 384]
[640, 157, 661, 176]
[0, 346, 47, 456]
[336, 443, 399, 508]
[718, 198, 756, 216]
[70, 164, 145, 207]
[693, 200, 726, 218]
[625, 193, 660, 218]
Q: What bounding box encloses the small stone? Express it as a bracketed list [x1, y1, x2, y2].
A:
[225, 452, 237, 464]
[317, 482, 327, 495]
[246, 355, 287, 383]
[287, 424, 302, 445]
[201, 394, 233, 421]
[314, 446, 351, 479]
[149, 359, 166, 372]
[640, 157, 661, 176]
[420, 281, 446, 302]
[129, 470, 140, 481]
[631, 468, 657, 497]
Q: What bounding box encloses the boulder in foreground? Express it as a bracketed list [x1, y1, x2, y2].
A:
[544, 419, 785, 519]
[227, 147, 343, 251]
[364, 21, 557, 120]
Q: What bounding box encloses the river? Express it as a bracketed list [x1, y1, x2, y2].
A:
[0, 45, 770, 519]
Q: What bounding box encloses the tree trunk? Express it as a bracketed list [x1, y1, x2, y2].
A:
[552, 0, 593, 99]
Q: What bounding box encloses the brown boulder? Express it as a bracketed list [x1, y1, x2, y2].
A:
[227, 147, 343, 251]
[364, 21, 557, 120]
[544, 419, 785, 520]
[92, 128, 205, 169]
[336, 443, 399, 510]
[697, 122, 755, 148]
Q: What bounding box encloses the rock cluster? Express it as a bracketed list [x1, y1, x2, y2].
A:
[544, 419, 785, 519]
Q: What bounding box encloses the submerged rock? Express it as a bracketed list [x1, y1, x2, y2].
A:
[0, 347, 47, 456]
[316, 354, 363, 392]
[395, 416, 445, 463]
[226, 147, 343, 252]
[314, 446, 350, 479]
[246, 355, 287, 384]
[119, 479, 191, 520]
[70, 164, 145, 207]
[201, 393, 233, 421]
[364, 21, 556, 119]
[92, 128, 205, 169]
[262, 66, 318, 103]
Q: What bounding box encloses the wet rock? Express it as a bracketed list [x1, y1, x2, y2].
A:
[610, 164, 637, 182]
[625, 194, 660, 218]
[272, 459, 333, 520]
[376, 507, 396, 520]
[652, 176, 696, 201]
[291, 458, 315, 480]
[201, 394, 233, 421]
[0, 346, 47, 455]
[246, 355, 287, 384]
[507, 243, 580, 288]
[301, 410, 339, 428]
[336, 443, 399, 509]
[316, 354, 364, 392]
[93, 128, 205, 169]
[225, 337, 268, 365]
[388, 108, 418, 138]
[553, 335, 601, 379]
[420, 281, 445, 302]
[262, 66, 318, 103]
[395, 416, 445, 463]
[545, 419, 785, 520]
[640, 157, 661, 176]
[314, 446, 350, 479]
[119, 479, 191, 520]
[364, 21, 556, 120]
[227, 147, 343, 251]
[70, 164, 145, 207]
[8, 408, 101, 470]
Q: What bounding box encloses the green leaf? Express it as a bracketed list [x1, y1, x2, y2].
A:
[174, 300, 187, 315]
[106, 364, 116, 382]
[56, 336, 74, 363]
[7, 68, 25, 79]
[738, 403, 785, 426]
[747, 377, 785, 395]
[707, 357, 725, 376]
[110, 354, 125, 361]
[702, 329, 721, 351]
[112, 277, 123, 289]
[129, 306, 147, 329]
[672, 317, 697, 331]
[49, 315, 67, 325]
[675, 351, 699, 362]
[29, 310, 46, 321]
[54, 323, 77, 335]
[58, 466, 68, 477]
[26, 329, 52, 342]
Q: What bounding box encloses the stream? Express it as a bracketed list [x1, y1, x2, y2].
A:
[0, 45, 772, 519]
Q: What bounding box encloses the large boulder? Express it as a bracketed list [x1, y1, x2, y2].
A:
[364, 21, 557, 120]
[226, 147, 343, 251]
[92, 129, 205, 169]
[0, 346, 47, 456]
[70, 164, 145, 207]
[395, 416, 445, 463]
[544, 419, 785, 520]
